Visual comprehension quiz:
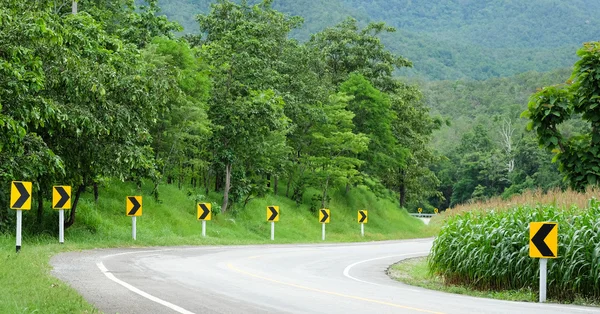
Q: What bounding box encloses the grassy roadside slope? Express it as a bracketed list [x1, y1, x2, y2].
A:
[0, 180, 431, 313]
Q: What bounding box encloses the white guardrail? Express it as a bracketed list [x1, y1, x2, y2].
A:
[409, 213, 435, 218]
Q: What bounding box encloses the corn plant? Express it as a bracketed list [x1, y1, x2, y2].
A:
[429, 198, 600, 301]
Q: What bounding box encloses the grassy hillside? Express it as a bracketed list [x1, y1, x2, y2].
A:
[155, 0, 600, 80]
[52, 180, 430, 245]
[0, 180, 430, 313]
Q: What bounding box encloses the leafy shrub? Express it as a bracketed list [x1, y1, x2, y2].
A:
[429, 199, 600, 301]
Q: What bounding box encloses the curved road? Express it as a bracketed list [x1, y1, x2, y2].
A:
[51, 239, 600, 314]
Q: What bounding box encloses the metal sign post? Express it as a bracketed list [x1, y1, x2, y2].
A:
[529, 222, 558, 303]
[53, 186, 71, 244]
[59, 210, 64, 243]
[16, 210, 22, 252]
[539, 258, 548, 302]
[319, 209, 330, 241]
[267, 206, 279, 241]
[357, 210, 367, 237]
[271, 221, 275, 241]
[11, 181, 32, 253]
[198, 203, 212, 237]
[132, 216, 137, 240]
[126, 196, 142, 240]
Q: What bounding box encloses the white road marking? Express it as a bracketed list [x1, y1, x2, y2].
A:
[342, 252, 428, 291]
[96, 261, 195, 314]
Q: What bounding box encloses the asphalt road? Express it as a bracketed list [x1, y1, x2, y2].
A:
[51, 239, 600, 314]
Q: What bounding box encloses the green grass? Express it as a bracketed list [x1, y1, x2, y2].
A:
[389, 257, 600, 307]
[0, 179, 433, 313]
[388, 257, 537, 302]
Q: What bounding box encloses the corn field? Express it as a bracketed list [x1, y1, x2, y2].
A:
[429, 198, 600, 301]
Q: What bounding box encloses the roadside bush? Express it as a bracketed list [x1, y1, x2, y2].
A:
[429, 199, 600, 301]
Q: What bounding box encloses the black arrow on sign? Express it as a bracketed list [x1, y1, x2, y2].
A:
[268, 206, 278, 221]
[359, 211, 367, 223]
[54, 187, 70, 208]
[127, 197, 141, 216]
[199, 203, 210, 220]
[12, 182, 30, 208]
[320, 209, 329, 223]
[531, 223, 556, 257]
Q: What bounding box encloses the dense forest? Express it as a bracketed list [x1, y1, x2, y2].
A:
[419, 69, 571, 209]
[0, 0, 440, 232]
[157, 0, 600, 80]
[1, 0, 598, 234]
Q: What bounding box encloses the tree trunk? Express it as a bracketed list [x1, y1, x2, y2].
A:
[345, 182, 350, 195]
[215, 171, 221, 192]
[204, 169, 210, 195]
[273, 176, 278, 195]
[93, 182, 99, 204]
[321, 177, 330, 208]
[266, 174, 271, 188]
[152, 179, 160, 201]
[36, 187, 44, 227]
[286, 175, 292, 197]
[65, 184, 86, 229]
[399, 169, 407, 208]
[191, 164, 195, 187]
[221, 163, 232, 212]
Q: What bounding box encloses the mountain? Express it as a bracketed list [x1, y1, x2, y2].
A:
[419, 68, 572, 153]
[156, 0, 600, 80]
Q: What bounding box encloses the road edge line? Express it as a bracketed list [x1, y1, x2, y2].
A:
[342, 252, 429, 288]
[96, 261, 195, 314]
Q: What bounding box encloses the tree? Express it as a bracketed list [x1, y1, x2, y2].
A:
[304, 93, 369, 208]
[146, 37, 211, 196]
[312, 18, 440, 207]
[339, 73, 396, 189]
[309, 17, 411, 92]
[0, 1, 180, 229]
[522, 41, 600, 190]
[197, 0, 299, 212]
[0, 3, 66, 227]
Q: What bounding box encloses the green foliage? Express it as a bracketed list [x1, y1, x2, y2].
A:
[158, 0, 599, 80]
[523, 42, 600, 190]
[0, 0, 443, 232]
[146, 37, 211, 197]
[422, 69, 574, 208]
[196, 0, 298, 211]
[309, 17, 411, 90]
[429, 201, 600, 301]
[0, 0, 185, 229]
[304, 93, 369, 207]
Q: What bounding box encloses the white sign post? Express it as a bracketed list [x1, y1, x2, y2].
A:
[11, 181, 32, 252]
[529, 222, 558, 303]
[202, 220, 206, 237]
[132, 216, 137, 240]
[59, 210, 64, 244]
[539, 258, 548, 302]
[271, 221, 275, 241]
[361, 223, 364, 237]
[16, 210, 22, 252]
[322, 223, 326, 241]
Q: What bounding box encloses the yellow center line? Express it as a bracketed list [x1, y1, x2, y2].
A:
[227, 263, 444, 314]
